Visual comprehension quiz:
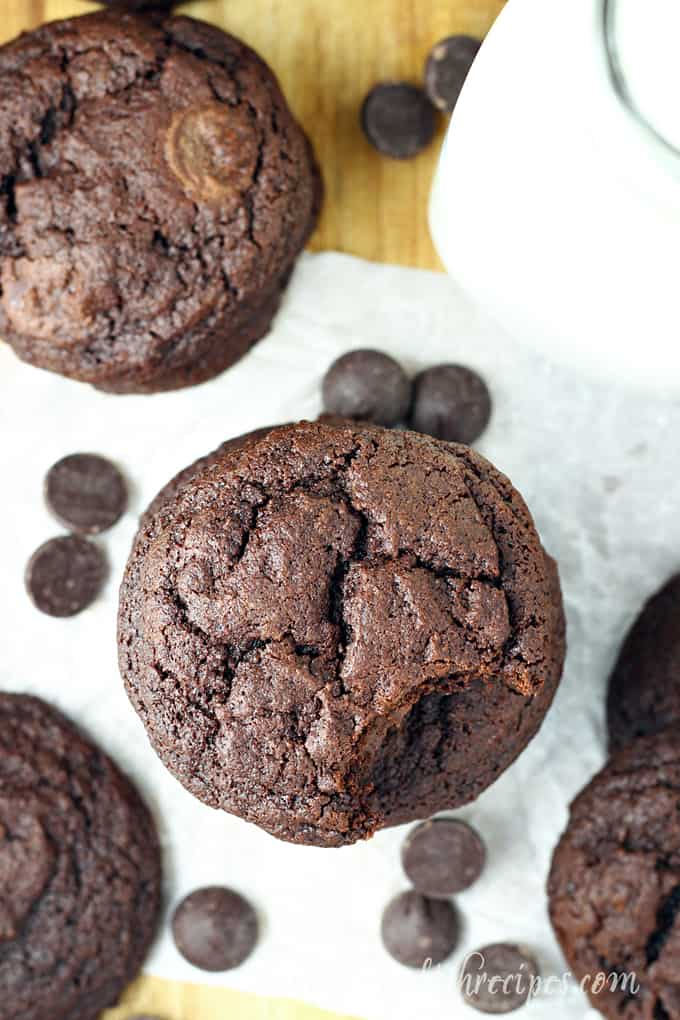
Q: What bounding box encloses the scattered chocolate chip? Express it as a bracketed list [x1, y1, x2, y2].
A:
[425, 35, 482, 112]
[460, 943, 539, 1013]
[25, 536, 107, 617]
[322, 349, 412, 426]
[402, 818, 486, 897]
[172, 887, 258, 972]
[45, 453, 128, 535]
[409, 364, 492, 444]
[361, 83, 437, 159]
[381, 890, 459, 968]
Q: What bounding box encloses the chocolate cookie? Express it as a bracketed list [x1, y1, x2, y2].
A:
[607, 574, 680, 751]
[548, 729, 680, 1020]
[97, 1, 190, 8]
[141, 426, 278, 528]
[0, 12, 320, 393]
[0, 694, 161, 1020]
[119, 421, 565, 847]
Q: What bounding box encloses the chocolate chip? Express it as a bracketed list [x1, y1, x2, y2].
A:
[460, 944, 540, 1013]
[409, 364, 492, 444]
[381, 890, 459, 968]
[402, 818, 486, 897]
[25, 536, 107, 617]
[166, 103, 259, 204]
[361, 83, 437, 159]
[172, 887, 258, 972]
[425, 36, 482, 112]
[45, 454, 127, 535]
[322, 350, 411, 426]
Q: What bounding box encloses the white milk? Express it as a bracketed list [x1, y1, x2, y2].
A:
[615, 0, 680, 150]
[429, 0, 680, 391]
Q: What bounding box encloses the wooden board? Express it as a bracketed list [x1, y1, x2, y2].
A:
[4, 0, 505, 270]
[0, 1, 505, 1016]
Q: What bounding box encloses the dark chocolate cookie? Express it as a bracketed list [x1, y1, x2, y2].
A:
[0, 694, 161, 1020]
[607, 574, 680, 751]
[119, 421, 565, 847]
[548, 729, 680, 1020]
[97, 1, 191, 8]
[0, 12, 320, 393]
[140, 426, 278, 528]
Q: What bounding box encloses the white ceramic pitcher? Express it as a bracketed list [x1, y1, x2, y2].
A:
[429, 0, 680, 391]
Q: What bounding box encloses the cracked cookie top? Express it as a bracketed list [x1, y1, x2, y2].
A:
[0, 694, 161, 1020]
[0, 12, 319, 391]
[549, 730, 680, 1020]
[119, 421, 564, 846]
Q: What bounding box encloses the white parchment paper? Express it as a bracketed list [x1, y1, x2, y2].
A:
[1, 251, 680, 1020]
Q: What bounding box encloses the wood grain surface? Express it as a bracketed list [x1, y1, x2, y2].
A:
[0, 1, 505, 1016]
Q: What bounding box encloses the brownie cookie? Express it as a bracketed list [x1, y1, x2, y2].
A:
[0, 694, 161, 1020]
[119, 421, 565, 847]
[97, 1, 190, 8]
[140, 425, 278, 528]
[0, 12, 320, 393]
[548, 729, 680, 1020]
[607, 574, 680, 751]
